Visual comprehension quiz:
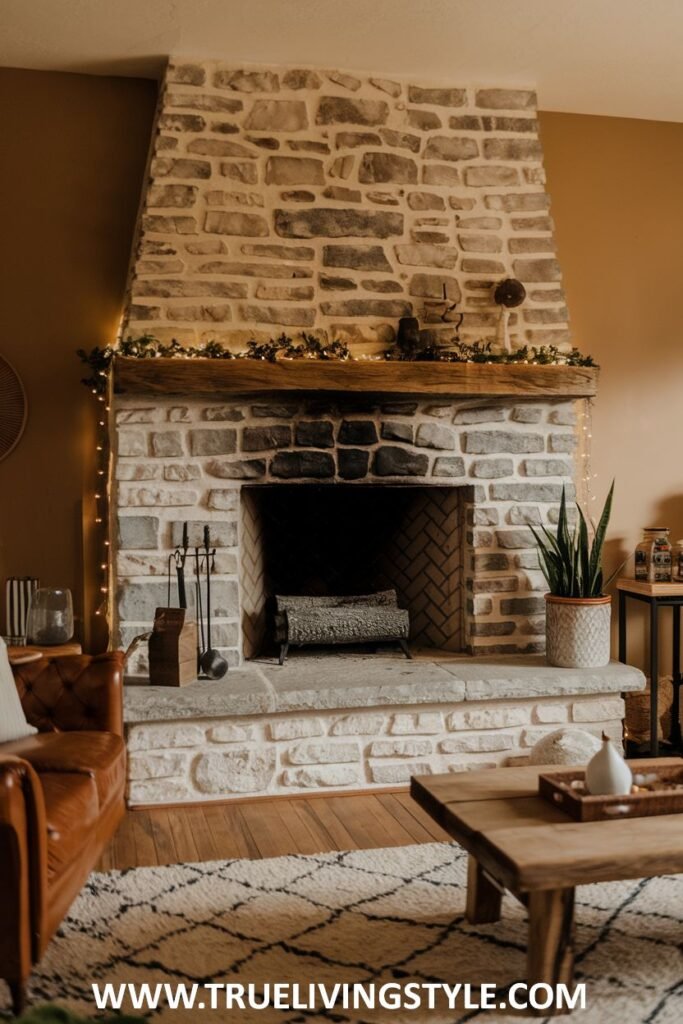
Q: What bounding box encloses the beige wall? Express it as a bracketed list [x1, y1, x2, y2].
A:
[540, 111, 683, 666]
[0, 68, 156, 644]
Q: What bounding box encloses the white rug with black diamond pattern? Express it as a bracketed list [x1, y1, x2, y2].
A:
[2, 843, 681, 1023]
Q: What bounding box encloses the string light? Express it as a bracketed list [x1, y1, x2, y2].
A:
[89, 369, 111, 632]
[578, 397, 596, 508]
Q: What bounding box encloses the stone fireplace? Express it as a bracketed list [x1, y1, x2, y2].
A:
[110, 58, 644, 806]
[115, 393, 577, 668]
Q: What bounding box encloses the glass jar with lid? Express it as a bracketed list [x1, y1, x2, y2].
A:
[673, 539, 683, 582]
[635, 528, 672, 582]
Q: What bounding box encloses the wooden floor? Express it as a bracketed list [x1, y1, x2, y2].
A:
[98, 790, 451, 871]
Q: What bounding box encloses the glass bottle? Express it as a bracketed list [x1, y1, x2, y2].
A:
[673, 540, 683, 583]
[26, 588, 74, 645]
[635, 529, 672, 583]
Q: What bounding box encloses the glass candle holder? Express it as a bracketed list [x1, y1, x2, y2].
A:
[26, 588, 74, 645]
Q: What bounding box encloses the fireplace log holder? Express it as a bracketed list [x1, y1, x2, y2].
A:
[274, 590, 411, 665]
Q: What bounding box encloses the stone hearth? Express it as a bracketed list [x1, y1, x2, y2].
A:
[124, 653, 644, 805]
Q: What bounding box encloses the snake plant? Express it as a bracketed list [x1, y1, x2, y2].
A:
[530, 482, 615, 598]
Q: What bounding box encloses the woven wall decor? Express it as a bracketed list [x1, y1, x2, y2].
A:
[0, 355, 27, 461]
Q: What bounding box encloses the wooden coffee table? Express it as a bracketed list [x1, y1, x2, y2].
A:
[411, 761, 683, 1002]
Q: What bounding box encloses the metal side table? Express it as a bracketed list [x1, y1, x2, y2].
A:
[617, 579, 683, 756]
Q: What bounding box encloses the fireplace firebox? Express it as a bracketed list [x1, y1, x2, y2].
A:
[239, 484, 465, 659]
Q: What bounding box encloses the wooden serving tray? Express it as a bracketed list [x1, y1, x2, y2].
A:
[539, 765, 683, 821]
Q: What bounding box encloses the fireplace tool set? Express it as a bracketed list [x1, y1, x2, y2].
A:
[125, 523, 227, 686]
[195, 526, 228, 680]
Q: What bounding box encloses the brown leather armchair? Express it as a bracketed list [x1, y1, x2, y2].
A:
[0, 653, 126, 1015]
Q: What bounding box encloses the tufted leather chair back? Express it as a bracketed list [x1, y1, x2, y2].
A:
[11, 653, 124, 737]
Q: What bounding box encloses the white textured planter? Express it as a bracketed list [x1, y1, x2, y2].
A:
[545, 595, 612, 669]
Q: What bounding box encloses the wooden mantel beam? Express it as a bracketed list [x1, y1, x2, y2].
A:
[112, 356, 598, 399]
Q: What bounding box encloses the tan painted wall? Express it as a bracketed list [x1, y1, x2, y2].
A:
[0, 68, 156, 643]
[540, 111, 683, 668]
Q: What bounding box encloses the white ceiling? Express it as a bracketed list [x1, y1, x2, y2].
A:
[2, 0, 683, 121]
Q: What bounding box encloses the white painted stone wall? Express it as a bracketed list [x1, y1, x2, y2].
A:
[126, 693, 624, 805]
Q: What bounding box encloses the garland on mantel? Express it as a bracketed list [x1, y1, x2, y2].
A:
[78, 333, 596, 394]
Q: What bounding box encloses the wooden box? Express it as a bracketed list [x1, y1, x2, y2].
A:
[148, 607, 197, 687]
[539, 765, 683, 822]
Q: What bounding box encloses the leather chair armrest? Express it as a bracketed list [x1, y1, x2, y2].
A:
[13, 652, 125, 736]
[0, 756, 48, 980]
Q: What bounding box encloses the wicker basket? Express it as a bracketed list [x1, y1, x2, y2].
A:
[624, 678, 673, 745]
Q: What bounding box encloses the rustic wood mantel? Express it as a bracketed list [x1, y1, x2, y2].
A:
[113, 357, 598, 399]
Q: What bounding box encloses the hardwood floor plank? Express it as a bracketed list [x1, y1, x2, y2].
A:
[190, 808, 220, 862]
[377, 793, 441, 844]
[326, 795, 415, 850]
[131, 811, 158, 867]
[169, 809, 201, 863]
[202, 804, 251, 861]
[147, 809, 180, 866]
[237, 801, 297, 859]
[302, 797, 359, 852]
[110, 811, 138, 870]
[393, 791, 453, 842]
[274, 799, 334, 855]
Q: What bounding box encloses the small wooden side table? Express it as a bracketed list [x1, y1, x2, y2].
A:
[616, 579, 683, 756]
[7, 642, 82, 665]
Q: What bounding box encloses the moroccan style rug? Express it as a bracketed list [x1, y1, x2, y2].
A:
[1, 843, 681, 1023]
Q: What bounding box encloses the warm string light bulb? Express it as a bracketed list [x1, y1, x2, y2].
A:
[91, 369, 112, 626]
[578, 398, 596, 507]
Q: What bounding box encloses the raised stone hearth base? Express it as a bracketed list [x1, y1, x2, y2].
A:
[124, 653, 644, 805]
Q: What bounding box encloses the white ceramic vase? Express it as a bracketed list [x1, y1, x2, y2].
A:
[585, 732, 632, 795]
[545, 594, 612, 669]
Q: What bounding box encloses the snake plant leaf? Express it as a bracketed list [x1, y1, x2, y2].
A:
[531, 482, 614, 599]
[589, 479, 615, 594]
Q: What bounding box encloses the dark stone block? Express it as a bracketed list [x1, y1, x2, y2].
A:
[207, 458, 266, 479]
[359, 152, 418, 184]
[473, 553, 510, 572]
[500, 597, 546, 616]
[373, 447, 429, 477]
[250, 403, 299, 418]
[242, 425, 291, 451]
[271, 451, 335, 478]
[274, 208, 403, 239]
[320, 274, 357, 290]
[381, 421, 413, 443]
[408, 86, 466, 107]
[323, 244, 392, 271]
[316, 96, 389, 126]
[188, 429, 237, 456]
[339, 420, 379, 445]
[338, 449, 370, 480]
[295, 421, 335, 447]
[470, 621, 516, 637]
[320, 299, 412, 318]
